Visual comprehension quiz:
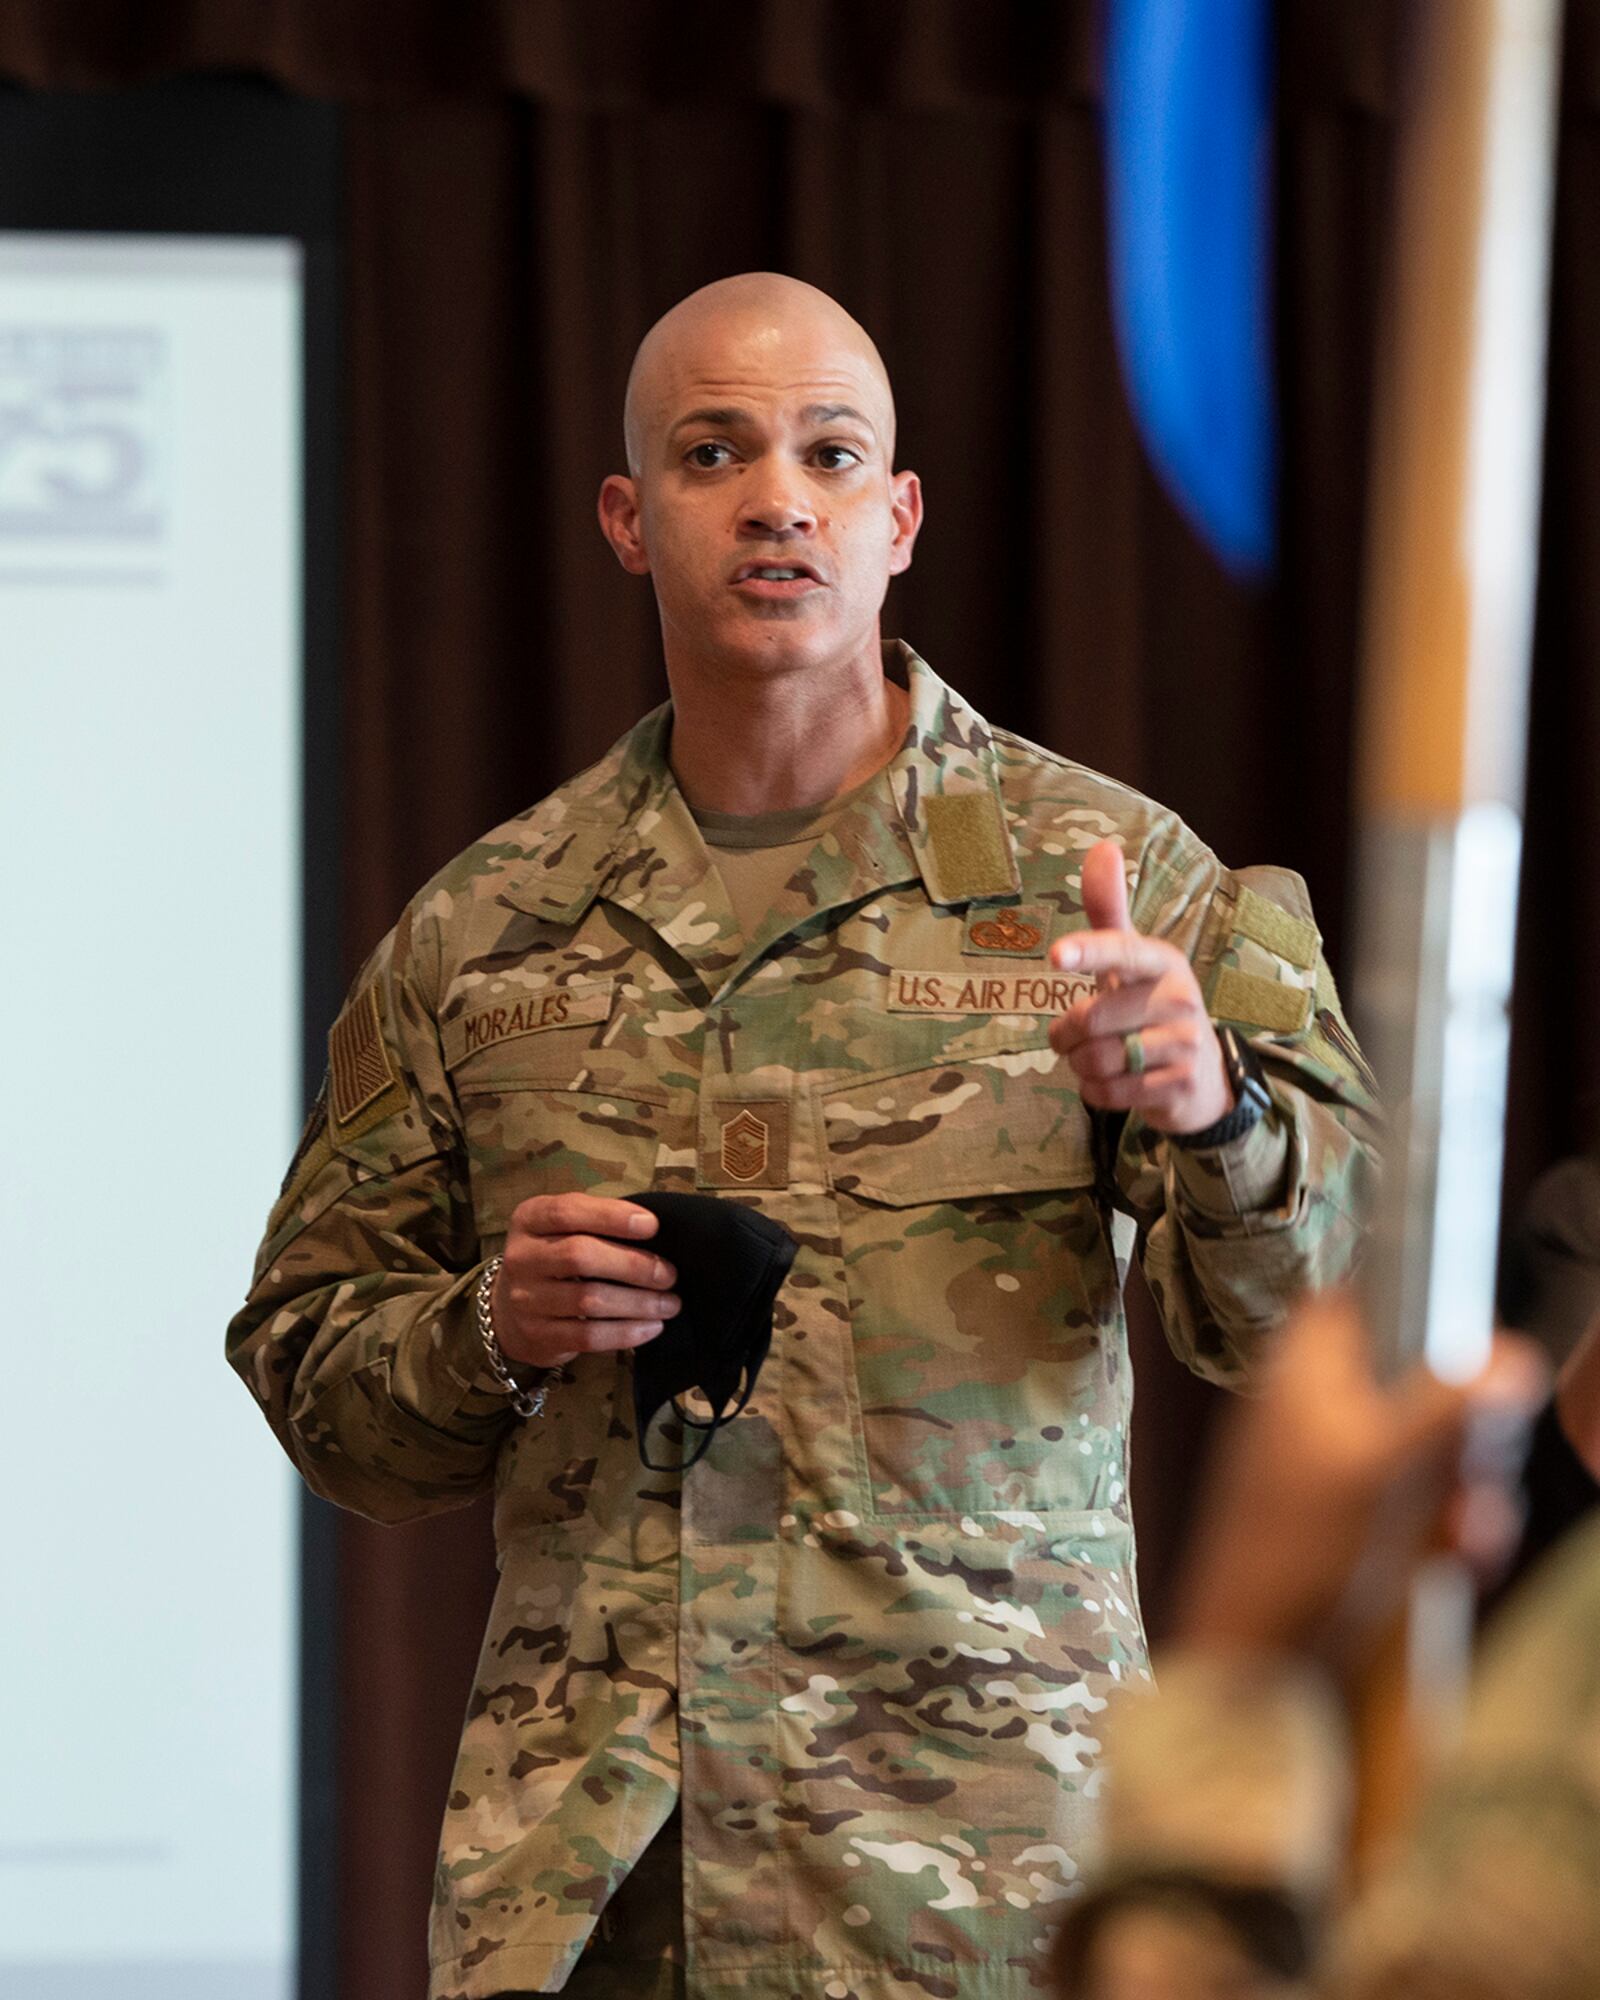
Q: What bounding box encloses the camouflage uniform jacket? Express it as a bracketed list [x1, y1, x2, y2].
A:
[229, 645, 1378, 2000]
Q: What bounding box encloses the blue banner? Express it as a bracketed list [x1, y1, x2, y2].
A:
[1104, 0, 1276, 577]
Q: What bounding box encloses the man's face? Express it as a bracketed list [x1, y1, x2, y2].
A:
[600, 308, 921, 680]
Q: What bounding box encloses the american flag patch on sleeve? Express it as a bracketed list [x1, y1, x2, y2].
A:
[328, 983, 398, 1128]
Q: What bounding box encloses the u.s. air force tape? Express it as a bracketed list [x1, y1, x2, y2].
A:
[887, 968, 1094, 1015]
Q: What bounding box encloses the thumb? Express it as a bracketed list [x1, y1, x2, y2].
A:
[1080, 838, 1132, 932]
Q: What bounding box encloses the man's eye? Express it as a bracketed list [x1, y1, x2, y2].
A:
[815, 444, 862, 470]
[686, 442, 732, 469]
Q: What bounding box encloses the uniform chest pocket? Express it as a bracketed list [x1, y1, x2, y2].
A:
[456, 1079, 667, 1246]
[821, 1048, 1125, 1521]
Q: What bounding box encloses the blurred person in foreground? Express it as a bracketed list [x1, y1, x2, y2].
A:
[227, 272, 1379, 1999]
[1496, 1149, 1600, 1581]
[1053, 1257, 1600, 2000]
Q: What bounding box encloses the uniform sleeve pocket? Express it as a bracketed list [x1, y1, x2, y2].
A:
[254, 1149, 375, 1278]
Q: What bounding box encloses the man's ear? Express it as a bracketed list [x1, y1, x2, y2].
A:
[887, 469, 923, 577]
[598, 474, 651, 574]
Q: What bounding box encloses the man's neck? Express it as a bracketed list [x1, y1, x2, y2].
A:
[665, 640, 910, 816]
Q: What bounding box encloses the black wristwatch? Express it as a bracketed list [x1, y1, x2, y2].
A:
[1171, 1024, 1274, 1151]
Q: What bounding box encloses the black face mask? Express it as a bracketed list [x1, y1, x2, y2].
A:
[624, 1190, 797, 1471]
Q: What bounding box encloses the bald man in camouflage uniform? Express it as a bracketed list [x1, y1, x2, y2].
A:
[229, 276, 1379, 2000]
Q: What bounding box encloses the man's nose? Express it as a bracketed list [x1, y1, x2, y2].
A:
[738, 457, 817, 538]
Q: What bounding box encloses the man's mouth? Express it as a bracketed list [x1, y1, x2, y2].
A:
[730, 561, 823, 596]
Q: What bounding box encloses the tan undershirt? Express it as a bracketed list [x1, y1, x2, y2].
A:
[692, 773, 884, 942]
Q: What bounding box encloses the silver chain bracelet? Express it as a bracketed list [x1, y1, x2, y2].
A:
[475, 1256, 554, 1419]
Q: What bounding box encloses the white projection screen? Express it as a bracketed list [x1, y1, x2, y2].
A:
[0, 234, 302, 1999]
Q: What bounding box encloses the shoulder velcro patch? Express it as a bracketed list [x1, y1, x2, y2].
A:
[1210, 965, 1312, 1035]
[328, 983, 407, 1138]
[922, 791, 1021, 903]
[1233, 885, 1319, 971]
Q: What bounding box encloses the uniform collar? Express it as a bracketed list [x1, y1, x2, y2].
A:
[501, 643, 1023, 991]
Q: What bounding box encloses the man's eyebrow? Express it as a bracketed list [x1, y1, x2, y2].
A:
[668, 406, 753, 436]
[801, 403, 876, 433]
[666, 402, 880, 437]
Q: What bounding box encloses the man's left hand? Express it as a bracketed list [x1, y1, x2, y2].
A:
[1048, 837, 1232, 1137]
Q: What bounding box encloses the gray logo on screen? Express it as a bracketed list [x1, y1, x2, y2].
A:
[0, 327, 167, 548]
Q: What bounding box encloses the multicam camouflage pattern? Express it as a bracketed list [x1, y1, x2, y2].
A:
[228, 645, 1379, 1999]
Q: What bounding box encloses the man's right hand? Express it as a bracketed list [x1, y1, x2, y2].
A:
[491, 1194, 679, 1370]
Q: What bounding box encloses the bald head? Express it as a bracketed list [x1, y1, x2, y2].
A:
[597, 269, 923, 689]
[622, 273, 895, 476]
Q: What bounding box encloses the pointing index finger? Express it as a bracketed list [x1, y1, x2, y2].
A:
[1051, 929, 1182, 984]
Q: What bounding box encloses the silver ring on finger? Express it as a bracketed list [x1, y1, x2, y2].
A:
[1123, 1030, 1146, 1077]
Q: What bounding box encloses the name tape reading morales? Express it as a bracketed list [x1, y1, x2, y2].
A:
[446, 980, 614, 1068]
[887, 969, 1095, 1016]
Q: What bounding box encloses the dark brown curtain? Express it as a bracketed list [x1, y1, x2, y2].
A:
[7, 6, 1598, 1996]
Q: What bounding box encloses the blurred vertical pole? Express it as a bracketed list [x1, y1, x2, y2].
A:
[1349, 0, 1561, 1853]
